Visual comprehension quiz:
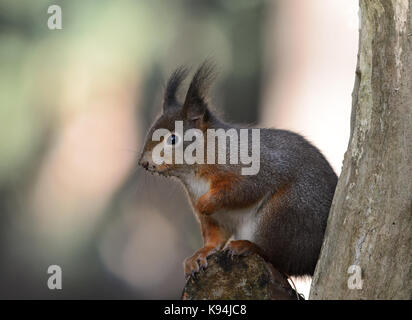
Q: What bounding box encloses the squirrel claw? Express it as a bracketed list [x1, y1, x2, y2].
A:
[183, 246, 215, 279]
[223, 247, 235, 259]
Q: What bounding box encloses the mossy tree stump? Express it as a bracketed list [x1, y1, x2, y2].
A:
[182, 251, 301, 300]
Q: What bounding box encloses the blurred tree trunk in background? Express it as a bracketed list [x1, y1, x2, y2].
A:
[310, 0, 412, 299]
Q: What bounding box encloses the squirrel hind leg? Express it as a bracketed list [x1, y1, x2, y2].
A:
[253, 190, 322, 277]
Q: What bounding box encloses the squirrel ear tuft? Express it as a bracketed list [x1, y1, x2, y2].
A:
[163, 66, 189, 112]
[183, 60, 216, 120]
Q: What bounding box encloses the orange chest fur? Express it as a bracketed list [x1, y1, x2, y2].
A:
[180, 169, 263, 241]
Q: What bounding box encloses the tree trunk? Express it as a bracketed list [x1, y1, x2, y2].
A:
[310, 0, 412, 299]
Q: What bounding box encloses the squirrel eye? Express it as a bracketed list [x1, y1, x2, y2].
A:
[167, 134, 178, 145]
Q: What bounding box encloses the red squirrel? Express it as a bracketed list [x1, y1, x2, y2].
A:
[139, 61, 337, 278]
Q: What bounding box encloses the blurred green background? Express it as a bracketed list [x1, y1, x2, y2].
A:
[0, 0, 357, 299]
[0, 0, 268, 299]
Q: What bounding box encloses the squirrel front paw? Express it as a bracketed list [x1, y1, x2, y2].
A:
[223, 240, 263, 258]
[183, 246, 218, 279]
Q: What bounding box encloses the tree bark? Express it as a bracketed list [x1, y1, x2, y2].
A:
[310, 0, 412, 299]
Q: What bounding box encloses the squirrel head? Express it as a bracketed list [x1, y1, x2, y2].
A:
[139, 61, 217, 176]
